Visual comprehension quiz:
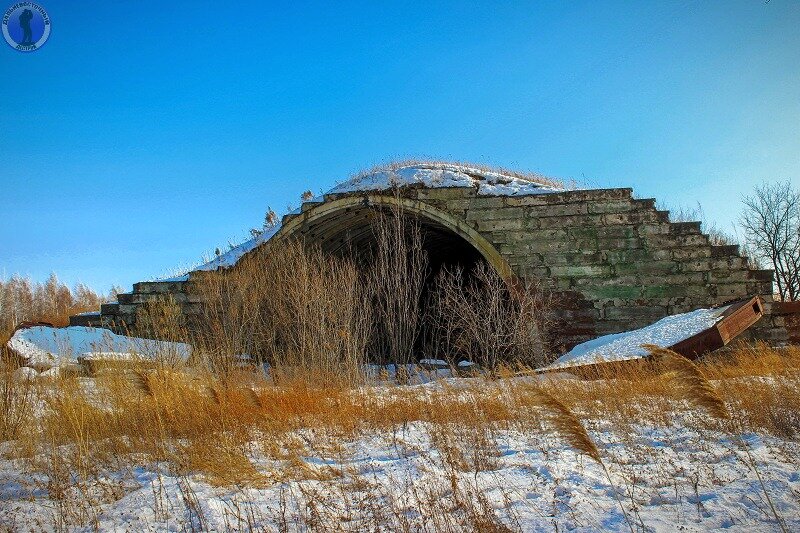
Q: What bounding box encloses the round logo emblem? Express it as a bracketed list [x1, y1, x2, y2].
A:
[3, 2, 50, 52]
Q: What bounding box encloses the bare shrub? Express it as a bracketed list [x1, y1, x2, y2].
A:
[365, 198, 428, 366]
[425, 262, 552, 369]
[193, 240, 370, 383]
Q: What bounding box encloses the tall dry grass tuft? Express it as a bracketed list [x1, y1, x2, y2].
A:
[132, 296, 190, 370]
[523, 382, 634, 533]
[0, 365, 35, 441]
[705, 343, 800, 438]
[527, 386, 600, 463]
[644, 344, 788, 532]
[643, 345, 729, 420]
[193, 239, 370, 383]
[133, 296, 188, 343]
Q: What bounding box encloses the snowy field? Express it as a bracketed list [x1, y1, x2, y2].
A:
[5, 313, 792, 531]
[0, 374, 798, 532]
[2, 314, 797, 532]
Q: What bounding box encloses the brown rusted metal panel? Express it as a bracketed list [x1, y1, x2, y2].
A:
[541, 297, 765, 375]
[715, 297, 763, 344]
[669, 327, 725, 360]
[670, 297, 763, 359]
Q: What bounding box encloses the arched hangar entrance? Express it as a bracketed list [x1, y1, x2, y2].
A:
[275, 194, 517, 362]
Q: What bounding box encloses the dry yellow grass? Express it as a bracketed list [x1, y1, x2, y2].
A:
[2, 342, 794, 483]
[0, 341, 798, 531]
[643, 344, 729, 420]
[526, 386, 601, 463]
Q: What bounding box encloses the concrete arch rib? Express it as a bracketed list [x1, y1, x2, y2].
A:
[274, 194, 514, 281]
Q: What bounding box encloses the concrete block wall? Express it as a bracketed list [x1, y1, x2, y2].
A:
[74, 280, 202, 335]
[392, 186, 783, 349]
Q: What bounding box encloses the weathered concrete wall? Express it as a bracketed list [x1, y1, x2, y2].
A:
[406, 186, 782, 348]
[78, 185, 787, 349]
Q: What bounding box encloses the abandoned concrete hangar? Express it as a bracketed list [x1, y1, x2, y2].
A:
[73, 163, 788, 351]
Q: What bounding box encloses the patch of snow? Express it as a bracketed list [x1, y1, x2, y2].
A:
[547, 305, 731, 370]
[74, 311, 101, 317]
[6, 326, 192, 368]
[418, 358, 448, 367]
[155, 274, 190, 282]
[329, 164, 563, 197]
[367, 364, 456, 384]
[190, 224, 282, 274]
[78, 351, 152, 361]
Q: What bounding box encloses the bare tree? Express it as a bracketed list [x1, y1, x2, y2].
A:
[740, 181, 800, 301]
[0, 274, 106, 340]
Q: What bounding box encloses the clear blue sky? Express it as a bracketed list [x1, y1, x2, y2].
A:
[1, 1, 798, 293]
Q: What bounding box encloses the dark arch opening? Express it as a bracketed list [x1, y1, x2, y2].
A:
[294, 203, 495, 363]
[296, 203, 489, 274]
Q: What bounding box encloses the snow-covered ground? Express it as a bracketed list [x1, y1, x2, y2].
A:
[0, 398, 797, 532]
[4, 311, 793, 530]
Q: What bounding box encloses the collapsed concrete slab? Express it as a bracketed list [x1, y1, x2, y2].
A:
[6, 324, 191, 372]
[545, 296, 764, 372]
